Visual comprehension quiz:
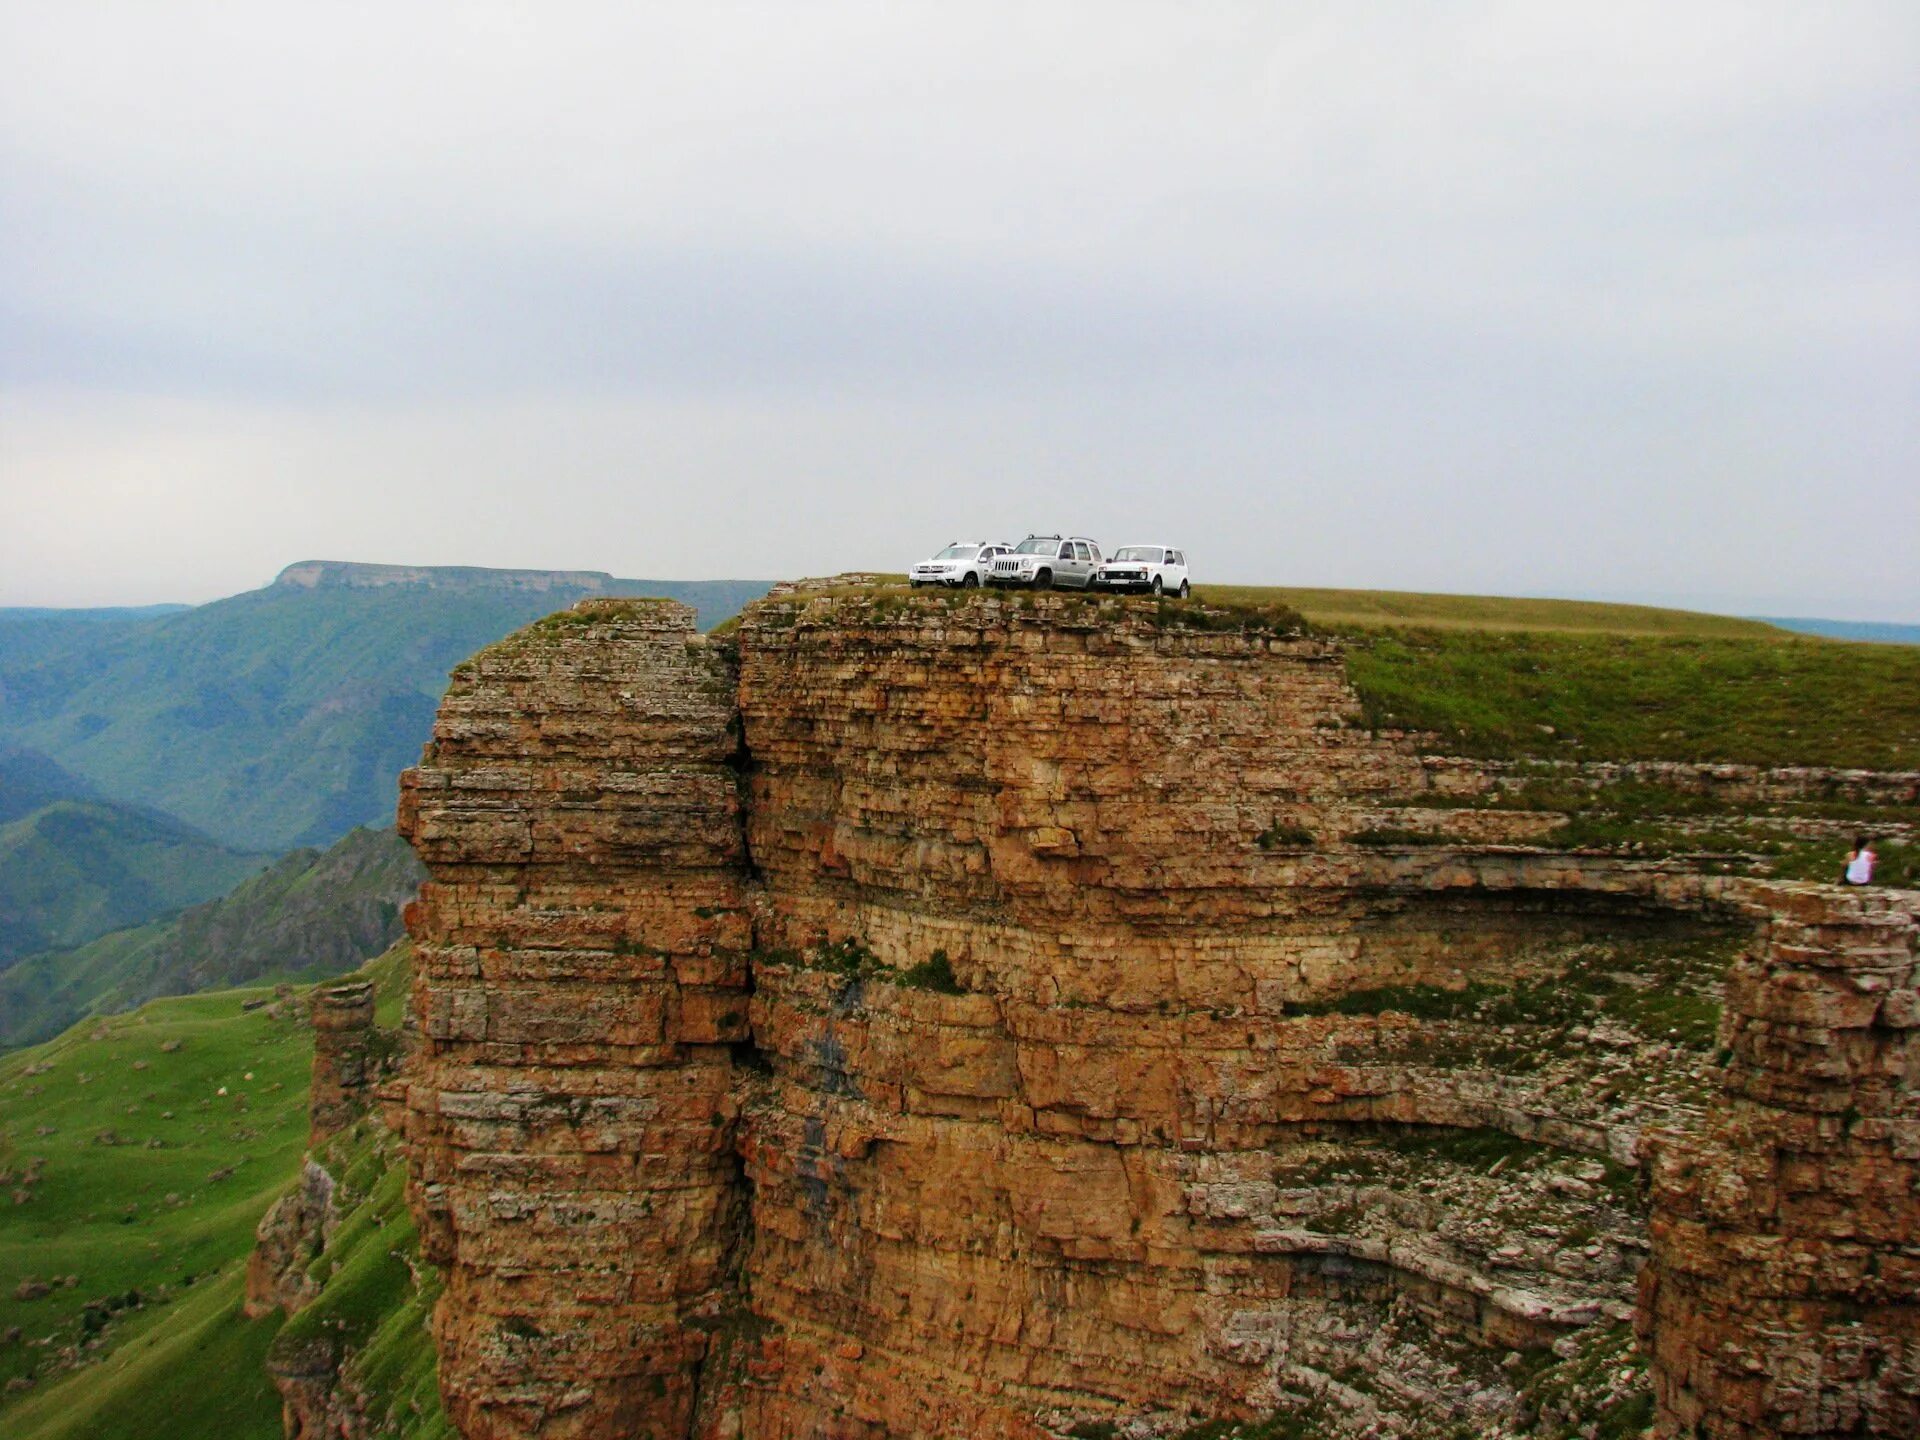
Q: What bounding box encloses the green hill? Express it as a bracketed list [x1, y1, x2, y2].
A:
[0, 561, 770, 852]
[0, 799, 265, 973]
[0, 827, 423, 1050]
[0, 984, 313, 1436]
[0, 749, 99, 825]
[0, 608, 186, 675]
[0, 946, 441, 1440]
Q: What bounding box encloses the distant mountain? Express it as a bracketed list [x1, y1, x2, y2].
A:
[1757, 617, 1920, 647]
[0, 606, 192, 671]
[0, 794, 265, 971]
[0, 604, 192, 622]
[0, 746, 99, 824]
[0, 825, 422, 1049]
[0, 561, 770, 851]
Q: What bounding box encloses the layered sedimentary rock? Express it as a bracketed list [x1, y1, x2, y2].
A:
[1641, 885, 1919, 1438]
[723, 593, 1716, 1437]
[309, 979, 377, 1147]
[393, 589, 1917, 1440]
[396, 600, 750, 1439]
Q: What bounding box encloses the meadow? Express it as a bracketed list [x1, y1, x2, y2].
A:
[0, 984, 311, 1438]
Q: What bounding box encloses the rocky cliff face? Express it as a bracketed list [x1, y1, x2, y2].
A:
[1641, 885, 1919, 1438]
[397, 600, 752, 1439]
[392, 590, 1917, 1440]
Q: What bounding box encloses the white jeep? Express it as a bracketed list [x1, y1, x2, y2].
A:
[1090, 545, 1191, 597]
[987, 535, 1104, 590]
[909, 541, 1012, 588]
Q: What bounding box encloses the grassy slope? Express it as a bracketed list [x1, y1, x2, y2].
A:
[274, 1105, 450, 1440]
[1175, 583, 1919, 773]
[0, 986, 312, 1437]
[2, 1268, 285, 1440]
[0, 943, 445, 1440]
[1344, 628, 1920, 771]
[1196, 585, 1788, 638]
[0, 827, 423, 1051]
[0, 800, 266, 971]
[0, 572, 770, 852]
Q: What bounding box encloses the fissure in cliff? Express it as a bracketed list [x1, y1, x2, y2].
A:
[390, 590, 1917, 1440]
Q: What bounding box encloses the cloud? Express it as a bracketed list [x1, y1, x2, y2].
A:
[2, 2, 1915, 615]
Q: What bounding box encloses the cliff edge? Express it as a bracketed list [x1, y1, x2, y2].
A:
[390, 589, 1917, 1439]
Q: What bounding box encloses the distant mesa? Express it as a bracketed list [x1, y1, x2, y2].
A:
[271, 560, 623, 593]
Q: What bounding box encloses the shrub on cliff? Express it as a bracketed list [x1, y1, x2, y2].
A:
[897, 949, 964, 994]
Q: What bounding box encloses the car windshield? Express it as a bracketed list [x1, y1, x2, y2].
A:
[933, 545, 977, 560]
[1112, 547, 1162, 562]
[1012, 538, 1055, 555]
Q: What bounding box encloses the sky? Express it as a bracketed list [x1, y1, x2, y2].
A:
[2, 3, 1915, 618]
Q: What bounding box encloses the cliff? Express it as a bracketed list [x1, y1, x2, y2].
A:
[392, 589, 1917, 1440]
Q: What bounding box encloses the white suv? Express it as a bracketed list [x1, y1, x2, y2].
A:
[909, 540, 1012, 588]
[1091, 545, 1190, 597]
[987, 535, 1104, 590]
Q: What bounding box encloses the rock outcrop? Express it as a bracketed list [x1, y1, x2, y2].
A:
[1641, 885, 1919, 1438]
[309, 979, 378, 1148]
[245, 1157, 338, 1320]
[396, 600, 751, 1439]
[389, 590, 1917, 1440]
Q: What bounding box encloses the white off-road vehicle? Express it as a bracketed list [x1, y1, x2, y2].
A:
[987, 535, 1104, 590]
[909, 540, 1012, 588]
[1090, 545, 1191, 597]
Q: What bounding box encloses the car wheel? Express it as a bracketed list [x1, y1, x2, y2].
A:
[962, 572, 978, 588]
[1151, 575, 1163, 596]
[1179, 580, 1190, 599]
[1035, 569, 1053, 590]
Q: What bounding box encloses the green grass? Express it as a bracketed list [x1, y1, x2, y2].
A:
[0, 942, 443, 1440]
[364, 938, 415, 1030]
[782, 576, 1785, 638]
[1767, 836, 1914, 890]
[1343, 629, 1920, 770]
[1516, 1321, 1654, 1440]
[2, 1266, 285, 1440]
[1428, 777, 1918, 882]
[0, 984, 313, 1432]
[1197, 586, 1788, 638]
[786, 939, 969, 994]
[1168, 1401, 1331, 1440]
[1292, 931, 1738, 1051]
[271, 1115, 449, 1440]
[896, 950, 964, 995]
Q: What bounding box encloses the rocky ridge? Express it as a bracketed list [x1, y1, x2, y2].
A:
[387, 589, 1917, 1439]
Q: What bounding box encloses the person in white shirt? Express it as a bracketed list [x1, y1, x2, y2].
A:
[1843, 837, 1876, 886]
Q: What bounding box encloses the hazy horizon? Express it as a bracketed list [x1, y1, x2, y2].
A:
[3, 555, 1916, 630]
[5, 5, 1916, 620]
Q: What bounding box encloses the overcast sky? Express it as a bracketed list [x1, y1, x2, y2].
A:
[2, 3, 1915, 617]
